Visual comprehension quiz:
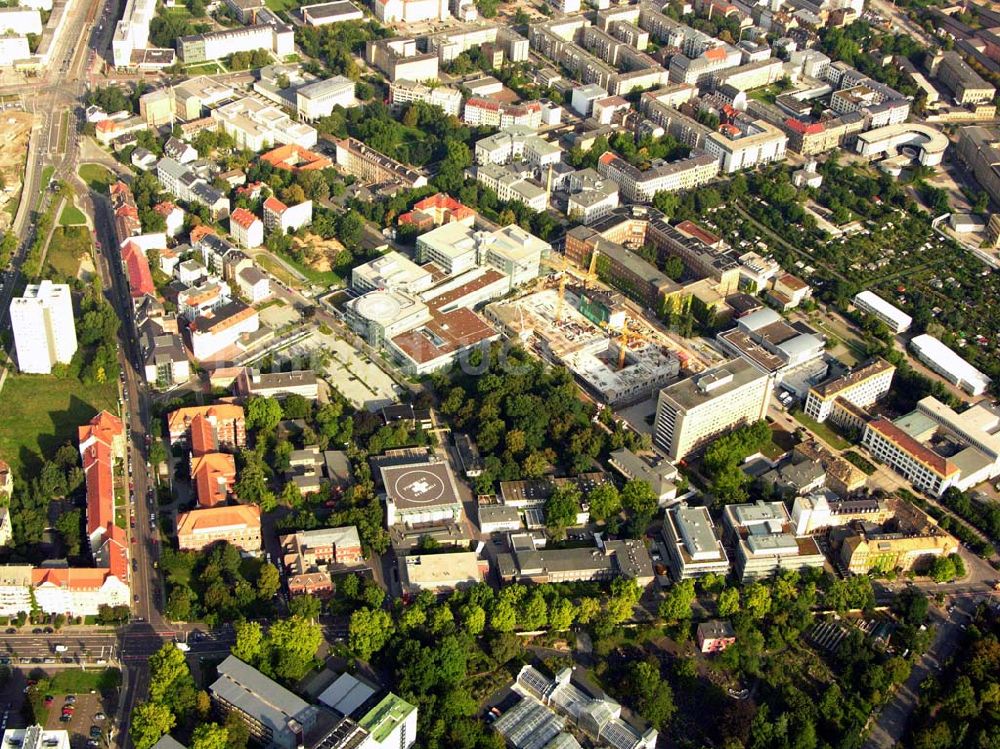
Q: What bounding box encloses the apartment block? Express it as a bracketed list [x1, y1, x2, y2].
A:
[334, 137, 428, 189]
[177, 24, 294, 64]
[10, 281, 78, 374]
[463, 98, 543, 130]
[388, 79, 462, 117]
[229, 208, 264, 249]
[704, 118, 788, 174]
[597, 149, 719, 203]
[653, 359, 773, 461]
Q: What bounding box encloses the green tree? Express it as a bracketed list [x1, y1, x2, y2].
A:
[289, 594, 322, 621]
[659, 579, 695, 625]
[520, 590, 548, 631]
[256, 563, 280, 600]
[548, 598, 576, 631]
[349, 607, 394, 660]
[246, 396, 283, 433]
[148, 643, 195, 706]
[130, 703, 176, 749]
[267, 615, 324, 680]
[544, 485, 581, 538]
[587, 483, 621, 523]
[191, 724, 229, 749]
[232, 621, 265, 665]
[717, 587, 740, 618]
[621, 479, 658, 532]
[489, 598, 517, 632]
[742, 582, 772, 620]
[459, 603, 486, 636]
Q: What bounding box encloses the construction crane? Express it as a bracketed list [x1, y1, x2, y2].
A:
[615, 317, 696, 372]
[541, 252, 590, 322]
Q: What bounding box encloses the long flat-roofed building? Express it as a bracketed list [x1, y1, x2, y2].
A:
[653, 359, 773, 461]
[722, 501, 825, 581]
[301, 0, 364, 25]
[661, 504, 729, 579]
[334, 137, 428, 189]
[852, 290, 912, 333]
[804, 358, 895, 424]
[398, 550, 484, 594]
[380, 455, 464, 528]
[910, 334, 991, 396]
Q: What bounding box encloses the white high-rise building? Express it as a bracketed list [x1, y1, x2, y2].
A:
[9, 281, 78, 374]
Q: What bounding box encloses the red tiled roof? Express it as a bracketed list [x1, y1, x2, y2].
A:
[82, 442, 114, 539]
[104, 523, 129, 581]
[676, 220, 722, 247]
[190, 225, 217, 244]
[263, 196, 287, 215]
[154, 201, 179, 216]
[784, 118, 824, 135]
[32, 567, 116, 590]
[177, 504, 261, 534]
[467, 97, 500, 112]
[122, 242, 155, 297]
[867, 419, 959, 478]
[189, 413, 217, 456]
[191, 452, 236, 507]
[230, 207, 259, 230]
[78, 411, 124, 452]
[705, 46, 727, 62]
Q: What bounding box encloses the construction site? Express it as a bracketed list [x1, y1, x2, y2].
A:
[485, 284, 683, 407]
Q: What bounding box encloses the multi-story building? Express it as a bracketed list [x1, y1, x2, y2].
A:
[177, 24, 294, 64]
[937, 50, 996, 105]
[474, 163, 548, 212]
[910, 334, 992, 396]
[10, 281, 78, 375]
[474, 128, 562, 168]
[704, 118, 787, 174]
[229, 208, 264, 249]
[300, 0, 365, 25]
[804, 358, 895, 423]
[855, 123, 949, 167]
[399, 551, 485, 593]
[156, 157, 230, 219]
[566, 168, 620, 225]
[357, 694, 418, 749]
[167, 403, 247, 448]
[852, 290, 913, 333]
[334, 137, 428, 189]
[661, 504, 730, 579]
[365, 38, 439, 82]
[397, 193, 475, 231]
[0, 36, 30, 67]
[236, 368, 319, 400]
[497, 538, 654, 587]
[862, 417, 960, 497]
[177, 505, 262, 553]
[722, 501, 826, 581]
[653, 359, 773, 461]
[262, 197, 313, 235]
[791, 494, 892, 536]
[373, 0, 449, 23]
[597, 150, 720, 203]
[415, 222, 547, 287]
[838, 501, 958, 574]
[111, 0, 155, 66]
[280, 526, 364, 572]
[212, 97, 318, 151]
[463, 99, 543, 130]
[210, 656, 319, 749]
[388, 79, 462, 117]
[296, 76, 357, 120]
[190, 302, 260, 360]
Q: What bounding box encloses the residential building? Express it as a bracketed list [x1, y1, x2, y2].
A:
[177, 504, 262, 553]
[155, 202, 185, 237]
[398, 551, 485, 594]
[373, 0, 449, 23]
[852, 290, 913, 333]
[397, 193, 475, 230]
[230, 208, 264, 249]
[462, 99, 543, 130]
[9, 281, 78, 374]
[705, 118, 787, 174]
[697, 620, 736, 653]
[365, 37, 439, 82]
[910, 334, 991, 396]
[167, 403, 246, 448]
[156, 157, 230, 219]
[236, 268, 271, 303]
[722, 501, 825, 581]
[177, 24, 294, 64]
[653, 359, 773, 461]
[210, 656, 319, 749]
[661, 504, 729, 579]
[0, 566, 33, 616]
[475, 128, 562, 168]
[388, 79, 462, 117]
[301, 1, 365, 25]
[474, 163, 548, 212]
[260, 143, 333, 172]
[804, 358, 895, 424]
[262, 197, 312, 234]
[190, 302, 261, 360]
[334, 137, 428, 189]
[178, 280, 231, 321]
[597, 150, 720, 203]
[121, 242, 155, 298]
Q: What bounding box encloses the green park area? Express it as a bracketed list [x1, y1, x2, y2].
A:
[45, 225, 92, 280]
[0, 372, 118, 475]
[78, 164, 115, 195]
[59, 203, 87, 227]
[791, 409, 852, 450]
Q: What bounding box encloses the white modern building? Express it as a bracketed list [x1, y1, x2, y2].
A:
[178, 24, 294, 63]
[0, 8, 42, 36]
[2, 726, 69, 749]
[301, 0, 364, 25]
[373, 0, 449, 23]
[296, 76, 357, 120]
[474, 128, 562, 168]
[229, 208, 265, 249]
[662, 504, 730, 579]
[910, 334, 992, 396]
[804, 358, 895, 424]
[112, 0, 154, 67]
[212, 97, 318, 151]
[0, 35, 30, 66]
[262, 197, 313, 234]
[10, 281, 78, 374]
[852, 290, 912, 333]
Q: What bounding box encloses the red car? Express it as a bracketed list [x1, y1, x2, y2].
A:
[44, 696, 53, 707]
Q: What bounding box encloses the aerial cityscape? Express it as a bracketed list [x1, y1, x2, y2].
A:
[0, 0, 999, 747]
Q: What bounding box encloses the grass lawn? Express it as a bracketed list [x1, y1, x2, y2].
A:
[276, 251, 341, 287]
[38, 165, 55, 200]
[843, 450, 877, 475]
[78, 164, 115, 195]
[4, 189, 20, 221]
[48, 668, 121, 694]
[255, 254, 300, 287]
[265, 0, 301, 13]
[45, 226, 91, 279]
[0, 373, 118, 475]
[59, 203, 87, 226]
[185, 62, 224, 74]
[791, 409, 852, 451]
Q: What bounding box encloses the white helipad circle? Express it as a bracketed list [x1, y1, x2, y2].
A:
[355, 291, 401, 323]
[391, 468, 446, 504]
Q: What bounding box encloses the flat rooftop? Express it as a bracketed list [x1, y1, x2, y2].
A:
[380, 459, 462, 509]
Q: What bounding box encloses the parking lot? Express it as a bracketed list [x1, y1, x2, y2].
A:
[0, 668, 119, 749]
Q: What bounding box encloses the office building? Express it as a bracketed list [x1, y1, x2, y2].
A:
[704, 118, 787, 174]
[497, 538, 654, 587]
[804, 358, 895, 424]
[178, 24, 294, 64]
[608, 448, 678, 504]
[210, 656, 319, 749]
[565, 168, 620, 225]
[398, 551, 484, 594]
[910, 334, 992, 396]
[212, 97, 317, 151]
[10, 281, 78, 374]
[236, 368, 319, 400]
[365, 38, 439, 83]
[380, 455, 464, 529]
[177, 504, 262, 553]
[301, 0, 364, 25]
[653, 359, 773, 461]
[937, 50, 996, 105]
[373, 0, 449, 23]
[296, 76, 357, 120]
[661, 504, 729, 579]
[388, 79, 462, 117]
[791, 494, 892, 536]
[838, 500, 958, 574]
[722, 501, 825, 581]
[190, 302, 260, 361]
